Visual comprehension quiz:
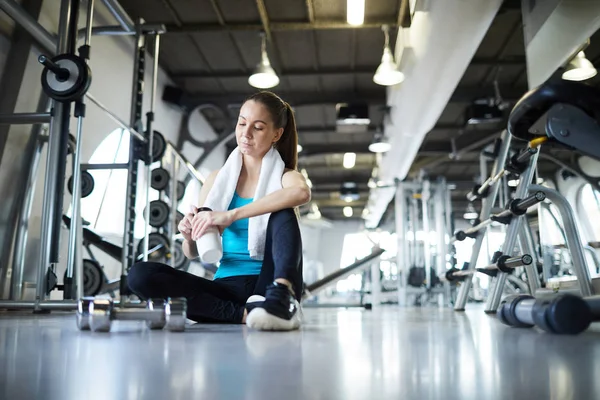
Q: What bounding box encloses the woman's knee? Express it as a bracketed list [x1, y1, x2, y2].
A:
[267, 208, 298, 231]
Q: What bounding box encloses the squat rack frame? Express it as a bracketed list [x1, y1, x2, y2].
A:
[0, 0, 202, 311]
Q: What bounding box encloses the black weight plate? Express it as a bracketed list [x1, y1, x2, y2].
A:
[175, 211, 184, 233]
[172, 240, 190, 271]
[63, 259, 104, 296]
[152, 131, 167, 161]
[177, 181, 186, 201]
[67, 170, 95, 198]
[151, 167, 170, 191]
[141, 131, 167, 163]
[147, 200, 170, 227]
[81, 171, 95, 198]
[137, 232, 170, 263]
[541, 295, 592, 335]
[83, 259, 104, 296]
[40, 54, 91, 102]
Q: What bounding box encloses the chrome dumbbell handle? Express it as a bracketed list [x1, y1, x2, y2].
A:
[76, 297, 186, 332]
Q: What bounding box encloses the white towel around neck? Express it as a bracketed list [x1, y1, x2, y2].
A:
[202, 146, 285, 260]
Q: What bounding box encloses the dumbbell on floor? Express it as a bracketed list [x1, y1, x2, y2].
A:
[77, 297, 187, 332]
[497, 294, 592, 334]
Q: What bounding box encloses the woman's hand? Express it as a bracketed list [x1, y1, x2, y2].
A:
[178, 205, 198, 242]
[191, 210, 235, 240]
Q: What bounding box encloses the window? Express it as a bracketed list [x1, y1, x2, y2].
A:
[78, 129, 157, 239]
[539, 203, 567, 246]
[336, 231, 398, 293]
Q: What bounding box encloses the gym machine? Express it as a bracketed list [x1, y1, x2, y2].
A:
[0, 1, 200, 327]
[455, 77, 600, 330]
[396, 177, 453, 306]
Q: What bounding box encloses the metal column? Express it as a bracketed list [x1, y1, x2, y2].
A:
[8, 97, 49, 300]
[484, 150, 540, 313]
[434, 179, 449, 305]
[421, 180, 432, 289]
[64, 0, 94, 300]
[519, 217, 541, 294]
[454, 130, 512, 311]
[169, 153, 179, 268]
[395, 182, 408, 306]
[120, 24, 146, 299]
[35, 0, 78, 309]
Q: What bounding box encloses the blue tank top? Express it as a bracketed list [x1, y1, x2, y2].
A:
[213, 192, 263, 279]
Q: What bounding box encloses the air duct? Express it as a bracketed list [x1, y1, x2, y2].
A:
[365, 0, 504, 228]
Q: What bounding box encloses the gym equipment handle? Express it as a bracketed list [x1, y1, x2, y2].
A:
[38, 55, 69, 81]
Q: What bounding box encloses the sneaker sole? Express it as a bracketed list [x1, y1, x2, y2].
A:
[246, 308, 301, 331]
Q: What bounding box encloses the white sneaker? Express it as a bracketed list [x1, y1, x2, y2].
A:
[246, 282, 302, 331]
[246, 301, 302, 331]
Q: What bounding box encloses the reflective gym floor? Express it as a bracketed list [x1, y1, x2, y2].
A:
[1, 306, 599, 400]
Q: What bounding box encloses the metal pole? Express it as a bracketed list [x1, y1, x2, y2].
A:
[455, 130, 511, 311]
[395, 182, 408, 306]
[519, 218, 541, 294]
[0, 0, 57, 55]
[35, 0, 75, 310]
[65, 0, 93, 301]
[411, 194, 419, 267]
[529, 184, 595, 297]
[421, 180, 432, 289]
[99, 0, 135, 32]
[0, 113, 51, 125]
[484, 150, 540, 312]
[170, 153, 179, 268]
[121, 25, 145, 303]
[8, 96, 49, 300]
[434, 180, 447, 303]
[142, 33, 160, 262]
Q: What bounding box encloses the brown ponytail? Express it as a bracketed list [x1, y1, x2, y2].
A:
[244, 91, 298, 170]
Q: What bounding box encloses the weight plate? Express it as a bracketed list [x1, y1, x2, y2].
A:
[152, 131, 167, 161]
[146, 200, 170, 227]
[141, 131, 167, 163]
[173, 240, 190, 271]
[138, 232, 170, 263]
[175, 211, 184, 233]
[151, 167, 170, 191]
[83, 259, 104, 296]
[177, 181, 186, 201]
[64, 259, 105, 297]
[40, 54, 91, 102]
[67, 170, 96, 198]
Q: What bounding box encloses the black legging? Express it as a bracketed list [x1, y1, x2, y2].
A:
[127, 208, 303, 323]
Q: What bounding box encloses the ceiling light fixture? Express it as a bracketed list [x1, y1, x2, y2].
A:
[368, 134, 392, 153]
[297, 144, 303, 153]
[463, 203, 478, 220]
[347, 0, 365, 26]
[343, 206, 353, 217]
[563, 51, 597, 81]
[248, 32, 280, 89]
[343, 152, 356, 169]
[373, 25, 404, 86]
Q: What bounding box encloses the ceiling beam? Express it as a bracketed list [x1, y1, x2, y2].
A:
[163, 20, 398, 34]
[299, 143, 372, 157]
[176, 85, 527, 109]
[398, 0, 411, 28]
[171, 58, 526, 79]
[305, 0, 315, 23]
[255, 0, 272, 42]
